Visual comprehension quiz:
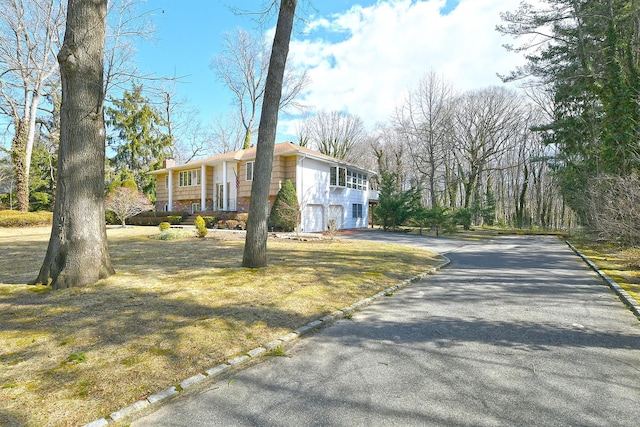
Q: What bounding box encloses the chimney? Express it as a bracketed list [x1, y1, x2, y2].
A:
[163, 158, 175, 169]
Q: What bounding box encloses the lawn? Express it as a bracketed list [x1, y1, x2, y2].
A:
[570, 240, 640, 304]
[0, 226, 443, 427]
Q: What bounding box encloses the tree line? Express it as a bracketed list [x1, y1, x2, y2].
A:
[0, 0, 638, 288]
[365, 73, 571, 233]
[497, 0, 640, 244]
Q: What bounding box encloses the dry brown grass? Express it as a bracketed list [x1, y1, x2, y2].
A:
[572, 240, 640, 304]
[0, 226, 443, 427]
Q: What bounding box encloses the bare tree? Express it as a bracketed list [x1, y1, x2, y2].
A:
[243, 0, 298, 268]
[105, 186, 152, 227]
[0, 0, 156, 212]
[212, 25, 308, 150]
[155, 83, 213, 163]
[0, 0, 65, 211]
[36, 0, 114, 289]
[103, 0, 156, 94]
[297, 110, 367, 162]
[394, 70, 455, 207]
[370, 124, 410, 185]
[587, 173, 640, 245]
[451, 86, 524, 209]
[209, 112, 246, 154]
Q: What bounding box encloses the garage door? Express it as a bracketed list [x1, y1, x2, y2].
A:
[302, 204, 324, 232]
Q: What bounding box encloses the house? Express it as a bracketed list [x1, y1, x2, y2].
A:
[149, 142, 378, 232]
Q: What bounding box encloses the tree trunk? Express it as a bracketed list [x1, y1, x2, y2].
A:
[11, 118, 29, 211]
[243, 0, 297, 268]
[36, 0, 114, 289]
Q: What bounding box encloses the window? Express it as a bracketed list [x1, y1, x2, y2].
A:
[352, 203, 363, 219]
[346, 171, 367, 190]
[330, 166, 347, 187]
[246, 161, 254, 181]
[178, 169, 201, 187]
[332, 166, 368, 190]
[338, 167, 346, 187]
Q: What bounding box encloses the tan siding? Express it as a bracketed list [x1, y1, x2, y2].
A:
[236, 156, 299, 201]
[156, 173, 169, 201]
[284, 155, 297, 187]
[206, 167, 214, 202]
[237, 161, 252, 199]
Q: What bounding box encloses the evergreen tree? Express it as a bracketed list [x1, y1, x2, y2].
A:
[270, 179, 299, 232]
[498, 0, 640, 225]
[374, 172, 421, 231]
[482, 186, 496, 226]
[106, 84, 173, 199]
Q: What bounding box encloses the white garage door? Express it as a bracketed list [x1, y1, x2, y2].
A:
[302, 204, 324, 232]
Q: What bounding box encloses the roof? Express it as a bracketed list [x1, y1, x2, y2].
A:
[148, 142, 375, 175]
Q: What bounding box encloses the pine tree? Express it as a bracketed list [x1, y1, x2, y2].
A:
[106, 84, 173, 199]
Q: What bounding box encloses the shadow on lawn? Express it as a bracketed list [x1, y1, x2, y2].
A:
[0, 232, 438, 426]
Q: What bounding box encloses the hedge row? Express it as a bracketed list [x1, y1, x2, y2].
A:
[125, 211, 188, 226]
[0, 210, 53, 227]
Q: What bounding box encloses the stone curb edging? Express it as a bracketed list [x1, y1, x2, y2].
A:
[566, 241, 640, 320]
[82, 256, 451, 427]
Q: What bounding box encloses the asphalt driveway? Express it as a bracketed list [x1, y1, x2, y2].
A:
[132, 232, 640, 426]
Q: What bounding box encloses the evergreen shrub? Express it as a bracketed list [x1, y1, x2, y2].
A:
[270, 179, 299, 232]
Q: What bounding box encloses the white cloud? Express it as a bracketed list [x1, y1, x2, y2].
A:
[284, 0, 527, 135]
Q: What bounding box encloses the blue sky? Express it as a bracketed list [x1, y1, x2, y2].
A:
[0, 1, 522, 150]
[132, 0, 525, 142]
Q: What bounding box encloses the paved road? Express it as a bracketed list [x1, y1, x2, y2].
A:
[132, 233, 640, 426]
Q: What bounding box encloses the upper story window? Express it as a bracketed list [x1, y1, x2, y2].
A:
[346, 170, 368, 190]
[331, 166, 366, 190]
[179, 169, 201, 187]
[330, 166, 347, 187]
[246, 161, 254, 181]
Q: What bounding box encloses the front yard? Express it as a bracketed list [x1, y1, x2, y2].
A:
[0, 226, 443, 427]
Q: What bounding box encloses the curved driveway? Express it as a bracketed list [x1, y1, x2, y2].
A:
[133, 232, 640, 426]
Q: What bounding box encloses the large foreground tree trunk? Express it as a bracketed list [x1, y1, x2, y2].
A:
[242, 0, 297, 268]
[36, 0, 114, 289]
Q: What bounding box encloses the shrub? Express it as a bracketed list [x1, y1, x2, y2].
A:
[167, 215, 183, 224]
[159, 221, 171, 231]
[30, 192, 52, 211]
[203, 216, 217, 228]
[0, 210, 53, 227]
[105, 210, 119, 225]
[126, 211, 187, 226]
[152, 229, 191, 240]
[105, 187, 152, 227]
[374, 172, 421, 231]
[270, 179, 299, 231]
[194, 215, 208, 238]
[453, 208, 472, 230]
